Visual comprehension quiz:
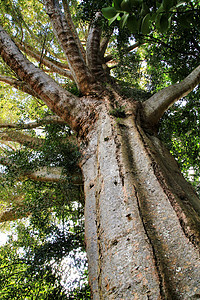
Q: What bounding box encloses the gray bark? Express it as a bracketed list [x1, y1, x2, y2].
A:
[82, 102, 200, 299]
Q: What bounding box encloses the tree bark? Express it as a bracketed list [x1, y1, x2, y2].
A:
[82, 100, 200, 299]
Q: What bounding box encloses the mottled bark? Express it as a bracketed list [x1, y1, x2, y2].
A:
[82, 101, 200, 299]
[86, 13, 106, 80]
[62, 0, 86, 60]
[44, 0, 100, 94]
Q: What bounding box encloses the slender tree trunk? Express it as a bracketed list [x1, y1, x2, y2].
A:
[82, 99, 200, 299]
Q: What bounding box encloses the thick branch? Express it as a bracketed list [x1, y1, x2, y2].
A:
[44, 0, 99, 94]
[100, 32, 113, 58]
[0, 158, 82, 184]
[17, 42, 69, 69]
[17, 42, 73, 79]
[0, 130, 44, 149]
[23, 166, 82, 184]
[86, 13, 106, 81]
[142, 65, 200, 128]
[0, 205, 28, 223]
[0, 116, 66, 129]
[0, 25, 92, 133]
[62, 0, 86, 60]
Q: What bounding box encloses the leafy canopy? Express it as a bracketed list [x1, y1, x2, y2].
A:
[103, 0, 200, 34]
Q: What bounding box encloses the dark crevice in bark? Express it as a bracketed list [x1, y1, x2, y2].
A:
[117, 106, 199, 298]
[134, 186, 165, 300]
[103, 94, 126, 187]
[95, 139, 103, 299]
[110, 118, 125, 187]
[119, 117, 167, 298]
[136, 114, 200, 250]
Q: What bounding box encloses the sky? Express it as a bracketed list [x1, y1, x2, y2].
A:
[0, 231, 9, 246]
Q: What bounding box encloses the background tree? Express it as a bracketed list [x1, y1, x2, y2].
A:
[0, 0, 200, 298]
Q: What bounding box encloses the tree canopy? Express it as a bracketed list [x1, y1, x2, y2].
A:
[0, 0, 200, 298]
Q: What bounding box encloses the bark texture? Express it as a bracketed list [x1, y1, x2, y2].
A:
[82, 100, 200, 299]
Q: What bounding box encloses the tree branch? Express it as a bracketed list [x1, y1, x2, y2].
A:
[142, 65, 200, 128]
[86, 12, 106, 81]
[0, 157, 82, 184]
[23, 166, 82, 184]
[17, 42, 69, 69]
[0, 130, 44, 149]
[62, 0, 86, 60]
[100, 31, 113, 58]
[0, 25, 93, 134]
[0, 115, 66, 129]
[44, 0, 99, 94]
[16, 42, 73, 79]
[0, 205, 28, 223]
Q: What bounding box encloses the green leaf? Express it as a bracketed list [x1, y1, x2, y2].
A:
[114, 0, 123, 10]
[109, 13, 120, 25]
[156, 3, 165, 15]
[179, 13, 193, 28]
[121, 0, 132, 13]
[159, 13, 170, 32]
[162, 0, 175, 11]
[140, 3, 150, 16]
[102, 7, 117, 19]
[141, 13, 151, 34]
[120, 13, 129, 28]
[127, 14, 138, 33]
[130, 0, 142, 6]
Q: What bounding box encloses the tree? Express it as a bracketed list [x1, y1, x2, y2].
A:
[0, 0, 200, 298]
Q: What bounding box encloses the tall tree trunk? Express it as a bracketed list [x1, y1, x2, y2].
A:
[82, 99, 200, 299]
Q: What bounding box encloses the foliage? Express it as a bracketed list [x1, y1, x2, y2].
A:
[103, 0, 200, 35]
[0, 122, 90, 298]
[159, 93, 200, 195]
